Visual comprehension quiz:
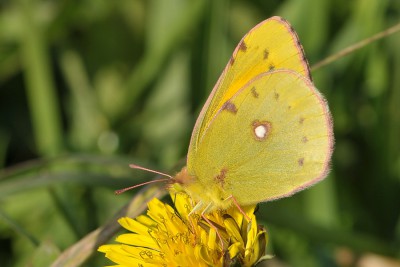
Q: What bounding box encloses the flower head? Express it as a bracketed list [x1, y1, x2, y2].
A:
[99, 192, 268, 266]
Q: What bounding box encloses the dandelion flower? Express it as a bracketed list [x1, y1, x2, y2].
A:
[99, 192, 268, 266]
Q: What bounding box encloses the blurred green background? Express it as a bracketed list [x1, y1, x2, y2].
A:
[0, 0, 399, 266]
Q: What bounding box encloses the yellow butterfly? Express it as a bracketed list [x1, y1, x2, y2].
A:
[121, 16, 334, 215]
[171, 16, 334, 213]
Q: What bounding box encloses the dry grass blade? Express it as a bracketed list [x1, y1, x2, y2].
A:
[312, 22, 400, 71]
[50, 186, 166, 267]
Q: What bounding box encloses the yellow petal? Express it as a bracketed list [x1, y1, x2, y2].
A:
[228, 242, 241, 259]
[116, 233, 157, 249]
[118, 217, 150, 236]
[224, 215, 244, 245]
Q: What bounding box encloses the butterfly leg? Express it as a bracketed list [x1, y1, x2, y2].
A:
[189, 200, 203, 216]
[200, 203, 225, 251]
[225, 195, 251, 221]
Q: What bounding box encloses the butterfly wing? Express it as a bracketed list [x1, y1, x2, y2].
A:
[189, 16, 311, 155]
[187, 70, 333, 206]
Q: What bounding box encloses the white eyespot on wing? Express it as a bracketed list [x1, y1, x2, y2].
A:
[252, 120, 271, 141]
[255, 125, 267, 138]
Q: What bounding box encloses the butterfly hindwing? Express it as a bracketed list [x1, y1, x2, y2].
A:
[188, 70, 333, 206]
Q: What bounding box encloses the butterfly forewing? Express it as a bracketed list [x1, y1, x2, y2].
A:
[189, 16, 311, 154]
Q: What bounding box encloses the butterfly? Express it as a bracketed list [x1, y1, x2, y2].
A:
[123, 16, 334, 215]
[170, 16, 334, 214]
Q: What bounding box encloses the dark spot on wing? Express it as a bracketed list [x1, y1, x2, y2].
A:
[239, 41, 247, 52]
[274, 92, 279, 100]
[214, 168, 227, 188]
[278, 17, 289, 24]
[302, 136, 308, 143]
[269, 64, 275, 71]
[299, 117, 305, 124]
[222, 101, 238, 114]
[298, 158, 304, 166]
[251, 87, 259, 98]
[263, 49, 269, 60]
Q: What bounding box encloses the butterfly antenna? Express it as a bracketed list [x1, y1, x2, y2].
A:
[129, 164, 173, 178]
[115, 164, 173, 195]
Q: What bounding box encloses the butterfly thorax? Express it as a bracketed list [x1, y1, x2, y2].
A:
[172, 167, 233, 213]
